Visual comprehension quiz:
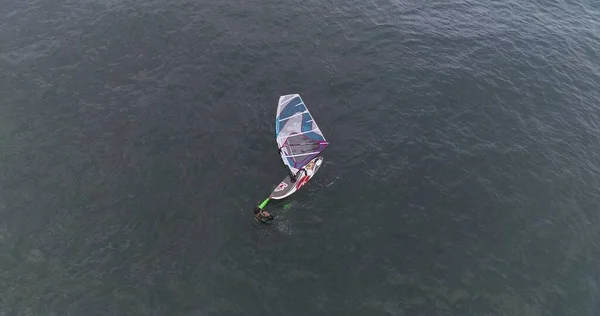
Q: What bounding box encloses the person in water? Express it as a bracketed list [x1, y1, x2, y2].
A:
[254, 205, 275, 223]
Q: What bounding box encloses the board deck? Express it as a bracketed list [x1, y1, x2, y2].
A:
[269, 157, 324, 200]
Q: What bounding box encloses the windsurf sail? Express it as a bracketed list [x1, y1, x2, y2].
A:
[275, 94, 329, 179]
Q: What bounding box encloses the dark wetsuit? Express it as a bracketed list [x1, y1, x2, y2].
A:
[254, 206, 274, 223]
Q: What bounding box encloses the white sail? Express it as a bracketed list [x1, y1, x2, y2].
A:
[275, 94, 328, 177]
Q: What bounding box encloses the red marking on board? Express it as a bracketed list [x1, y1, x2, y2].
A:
[295, 175, 310, 189]
[274, 182, 288, 192]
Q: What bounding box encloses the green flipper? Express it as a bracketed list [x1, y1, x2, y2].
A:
[258, 198, 270, 210]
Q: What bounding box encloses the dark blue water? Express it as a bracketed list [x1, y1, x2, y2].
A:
[1, 0, 600, 315]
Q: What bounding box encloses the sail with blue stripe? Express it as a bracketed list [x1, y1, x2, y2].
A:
[275, 94, 329, 177]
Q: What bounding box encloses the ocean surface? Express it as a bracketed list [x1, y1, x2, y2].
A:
[1, 0, 600, 315]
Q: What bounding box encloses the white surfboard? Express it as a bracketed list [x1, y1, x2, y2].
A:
[269, 156, 324, 200]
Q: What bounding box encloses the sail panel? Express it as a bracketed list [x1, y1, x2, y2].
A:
[276, 94, 328, 175]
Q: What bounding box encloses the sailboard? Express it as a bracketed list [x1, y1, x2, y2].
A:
[269, 94, 329, 200]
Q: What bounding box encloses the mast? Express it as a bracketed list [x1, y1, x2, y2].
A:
[287, 167, 297, 182]
[279, 148, 297, 182]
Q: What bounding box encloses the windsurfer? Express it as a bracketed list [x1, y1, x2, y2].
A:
[304, 160, 316, 175]
[254, 205, 275, 223]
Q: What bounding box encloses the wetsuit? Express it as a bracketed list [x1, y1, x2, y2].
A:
[254, 206, 275, 223]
